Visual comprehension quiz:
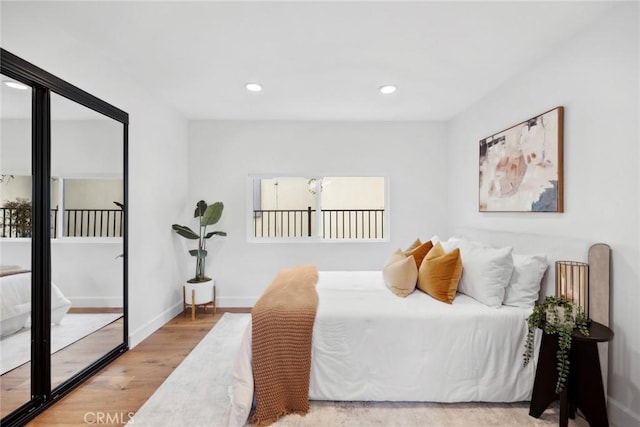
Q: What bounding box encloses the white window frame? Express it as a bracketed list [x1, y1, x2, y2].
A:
[247, 174, 390, 243]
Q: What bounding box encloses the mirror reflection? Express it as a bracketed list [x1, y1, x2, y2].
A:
[49, 92, 124, 389]
[1, 175, 60, 238]
[62, 178, 123, 237]
[0, 73, 32, 417]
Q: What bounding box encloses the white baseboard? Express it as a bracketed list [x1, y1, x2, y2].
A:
[68, 296, 123, 307]
[128, 301, 183, 348]
[217, 296, 258, 308]
[128, 297, 253, 349]
[609, 396, 640, 427]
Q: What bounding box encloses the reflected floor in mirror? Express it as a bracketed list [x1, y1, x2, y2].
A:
[1, 313, 122, 374]
[0, 314, 123, 418]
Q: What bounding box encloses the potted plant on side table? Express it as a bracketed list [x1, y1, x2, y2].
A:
[523, 296, 589, 394]
[172, 200, 226, 319]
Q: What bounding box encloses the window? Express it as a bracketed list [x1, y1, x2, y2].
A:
[60, 178, 123, 237]
[0, 174, 34, 237]
[249, 175, 387, 241]
[0, 175, 123, 238]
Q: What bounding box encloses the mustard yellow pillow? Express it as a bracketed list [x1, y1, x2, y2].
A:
[405, 238, 422, 252]
[383, 252, 418, 297]
[417, 242, 462, 304]
[405, 240, 433, 269]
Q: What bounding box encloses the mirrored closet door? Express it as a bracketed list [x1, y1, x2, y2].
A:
[0, 71, 33, 418]
[0, 49, 129, 427]
[49, 93, 126, 389]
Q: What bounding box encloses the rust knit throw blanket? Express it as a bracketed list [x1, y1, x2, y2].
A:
[250, 265, 319, 426]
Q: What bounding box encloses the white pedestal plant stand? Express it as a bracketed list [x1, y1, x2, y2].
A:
[183, 279, 216, 320]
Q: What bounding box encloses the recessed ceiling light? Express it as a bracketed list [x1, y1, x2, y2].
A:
[379, 85, 397, 94]
[245, 82, 262, 92]
[3, 80, 29, 90]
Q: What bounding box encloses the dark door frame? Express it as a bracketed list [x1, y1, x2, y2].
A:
[1, 48, 129, 427]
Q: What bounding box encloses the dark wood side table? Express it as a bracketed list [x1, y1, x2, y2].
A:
[529, 321, 614, 427]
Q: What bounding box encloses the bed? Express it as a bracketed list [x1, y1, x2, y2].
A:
[0, 266, 72, 337]
[228, 229, 608, 426]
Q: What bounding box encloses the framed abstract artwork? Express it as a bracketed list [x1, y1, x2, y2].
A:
[479, 106, 564, 212]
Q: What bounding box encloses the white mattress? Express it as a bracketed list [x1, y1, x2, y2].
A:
[229, 271, 540, 426]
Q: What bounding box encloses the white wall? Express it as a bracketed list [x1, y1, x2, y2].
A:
[1, 11, 190, 347]
[0, 174, 31, 204]
[188, 121, 448, 305]
[0, 119, 30, 175]
[447, 4, 639, 425]
[1, 118, 124, 209]
[1, 240, 123, 307]
[64, 179, 123, 210]
[1, 118, 123, 176]
[51, 120, 123, 177]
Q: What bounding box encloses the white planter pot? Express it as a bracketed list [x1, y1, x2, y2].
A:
[184, 279, 215, 305]
[183, 279, 216, 320]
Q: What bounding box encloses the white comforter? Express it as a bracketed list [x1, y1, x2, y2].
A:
[0, 271, 72, 337]
[229, 271, 539, 426]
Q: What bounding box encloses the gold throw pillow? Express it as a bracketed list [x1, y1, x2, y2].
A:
[417, 242, 462, 304]
[405, 240, 433, 269]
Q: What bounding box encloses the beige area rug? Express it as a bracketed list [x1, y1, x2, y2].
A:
[131, 313, 582, 427]
[0, 312, 122, 374]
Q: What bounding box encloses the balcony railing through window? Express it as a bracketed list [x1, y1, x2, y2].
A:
[253, 207, 384, 239]
[64, 208, 123, 237]
[1, 207, 123, 238]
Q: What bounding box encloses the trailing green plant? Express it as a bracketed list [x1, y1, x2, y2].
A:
[172, 200, 227, 283]
[523, 296, 589, 394]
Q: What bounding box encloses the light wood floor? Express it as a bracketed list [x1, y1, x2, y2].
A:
[23, 307, 249, 426]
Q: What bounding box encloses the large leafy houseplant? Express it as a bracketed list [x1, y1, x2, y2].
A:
[523, 296, 589, 394]
[172, 200, 227, 283]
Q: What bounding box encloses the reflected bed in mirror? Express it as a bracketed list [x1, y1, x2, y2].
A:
[0, 70, 33, 416]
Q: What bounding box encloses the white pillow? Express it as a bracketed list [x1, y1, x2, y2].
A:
[456, 238, 514, 308]
[0, 303, 30, 337]
[503, 254, 548, 308]
[430, 235, 461, 253]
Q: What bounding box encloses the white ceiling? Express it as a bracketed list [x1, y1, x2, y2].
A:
[1, 1, 617, 121]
